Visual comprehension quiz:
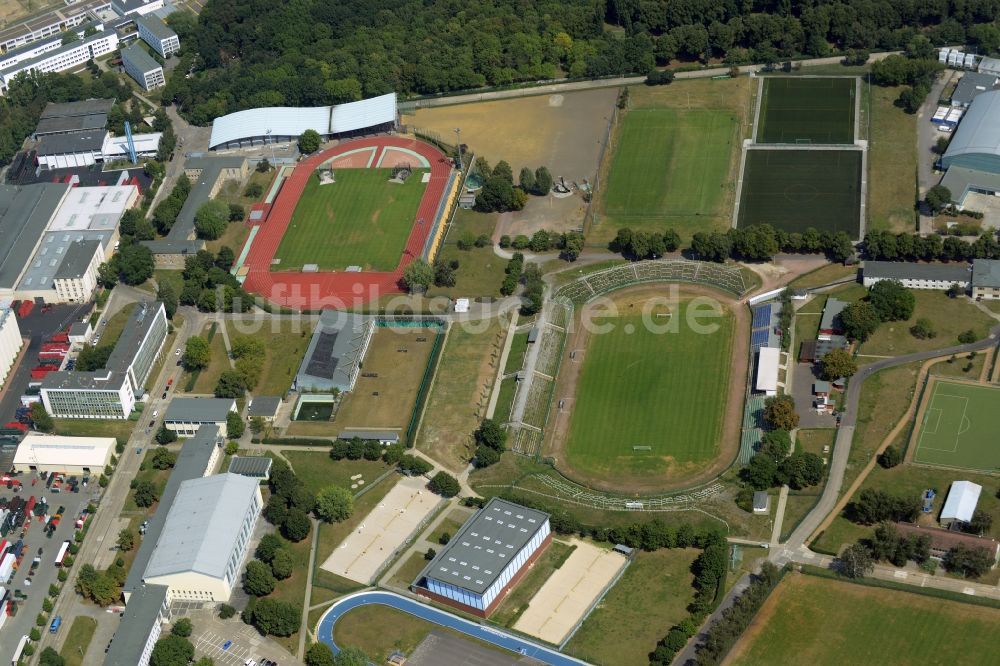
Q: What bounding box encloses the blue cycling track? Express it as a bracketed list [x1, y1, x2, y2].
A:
[315, 590, 590, 666]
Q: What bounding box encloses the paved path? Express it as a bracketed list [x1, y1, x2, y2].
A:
[487, 310, 519, 418]
[297, 518, 321, 659]
[316, 591, 590, 666]
[770, 486, 789, 547]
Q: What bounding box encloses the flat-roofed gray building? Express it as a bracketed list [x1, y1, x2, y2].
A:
[121, 42, 165, 91]
[104, 583, 169, 666]
[0, 183, 70, 299]
[136, 15, 179, 57]
[228, 455, 272, 480]
[972, 259, 1000, 300]
[164, 398, 237, 437]
[414, 498, 551, 617]
[295, 312, 374, 393]
[34, 98, 113, 138]
[862, 261, 971, 291]
[247, 395, 281, 422]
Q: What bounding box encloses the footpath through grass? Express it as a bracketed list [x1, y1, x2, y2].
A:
[728, 573, 1000, 666]
[275, 168, 426, 271]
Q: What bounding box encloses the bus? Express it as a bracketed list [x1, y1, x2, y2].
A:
[53, 540, 70, 567]
[11, 635, 29, 665]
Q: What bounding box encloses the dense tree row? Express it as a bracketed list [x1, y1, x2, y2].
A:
[163, 0, 1000, 125]
[179, 248, 251, 316]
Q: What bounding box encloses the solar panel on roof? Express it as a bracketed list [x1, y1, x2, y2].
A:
[304, 331, 341, 379]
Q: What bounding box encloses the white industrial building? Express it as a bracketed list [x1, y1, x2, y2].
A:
[112, 0, 164, 17]
[163, 398, 238, 438]
[415, 498, 551, 617]
[140, 473, 262, 602]
[121, 42, 165, 91]
[35, 130, 162, 169]
[941, 481, 982, 528]
[0, 309, 23, 389]
[52, 240, 105, 303]
[861, 261, 971, 291]
[0, 27, 120, 95]
[135, 15, 179, 57]
[12, 433, 115, 475]
[755, 346, 780, 396]
[0, 0, 112, 53]
[41, 301, 167, 419]
[208, 94, 397, 150]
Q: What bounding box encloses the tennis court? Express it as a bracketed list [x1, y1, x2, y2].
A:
[737, 149, 862, 237]
[757, 77, 856, 144]
[912, 379, 1000, 473]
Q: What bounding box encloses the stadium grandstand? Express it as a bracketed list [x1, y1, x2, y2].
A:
[208, 94, 397, 150]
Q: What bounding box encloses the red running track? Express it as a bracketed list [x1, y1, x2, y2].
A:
[241, 136, 451, 311]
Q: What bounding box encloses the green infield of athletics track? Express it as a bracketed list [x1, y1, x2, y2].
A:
[737, 149, 862, 238]
[274, 168, 426, 272]
[601, 107, 737, 226]
[728, 573, 1000, 666]
[757, 77, 856, 144]
[565, 303, 733, 481]
[912, 378, 1000, 473]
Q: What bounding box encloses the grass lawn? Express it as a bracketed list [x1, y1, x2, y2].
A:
[867, 85, 918, 234]
[426, 245, 507, 299]
[205, 217, 250, 256]
[566, 304, 733, 480]
[385, 551, 429, 589]
[186, 323, 228, 394]
[426, 513, 466, 546]
[445, 207, 498, 242]
[153, 269, 184, 299]
[416, 319, 505, 472]
[788, 263, 858, 289]
[122, 448, 172, 513]
[60, 615, 97, 666]
[911, 379, 1000, 471]
[334, 326, 439, 430]
[53, 419, 136, 443]
[504, 331, 529, 374]
[97, 302, 137, 349]
[565, 548, 700, 666]
[275, 168, 426, 271]
[757, 77, 856, 144]
[781, 429, 834, 540]
[737, 149, 862, 238]
[226, 319, 313, 397]
[860, 292, 995, 357]
[793, 297, 825, 359]
[491, 540, 576, 627]
[264, 531, 313, 654]
[492, 377, 517, 424]
[730, 573, 1000, 666]
[281, 451, 390, 497]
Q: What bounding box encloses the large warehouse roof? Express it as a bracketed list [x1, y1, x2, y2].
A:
[418, 498, 549, 595]
[942, 91, 1000, 172]
[208, 93, 396, 149]
[0, 183, 69, 290]
[941, 481, 982, 523]
[13, 433, 115, 469]
[144, 473, 259, 579]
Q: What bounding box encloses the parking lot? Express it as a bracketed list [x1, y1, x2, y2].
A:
[0, 476, 96, 665]
[189, 610, 296, 666]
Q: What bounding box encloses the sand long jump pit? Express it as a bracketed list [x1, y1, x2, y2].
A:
[319, 476, 442, 584]
[513, 539, 627, 645]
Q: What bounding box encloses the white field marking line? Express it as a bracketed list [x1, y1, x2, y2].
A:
[917, 394, 968, 454]
[921, 407, 942, 435]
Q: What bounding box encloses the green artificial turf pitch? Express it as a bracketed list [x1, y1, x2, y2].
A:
[913, 380, 1000, 472]
[565, 305, 733, 480]
[274, 168, 426, 271]
[737, 149, 862, 238]
[602, 108, 737, 222]
[757, 77, 856, 144]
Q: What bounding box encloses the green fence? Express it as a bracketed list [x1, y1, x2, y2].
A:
[404, 326, 447, 446]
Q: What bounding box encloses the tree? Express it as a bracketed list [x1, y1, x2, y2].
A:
[840, 301, 880, 342]
[31, 402, 54, 432]
[155, 425, 178, 445]
[228, 203, 245, 222]
[848, 489, 920, 525]
[226, 411, 245, 439]
[170, 617, 193, 637]
[474, 418, 506, 452]
[779, 451, 825, 489]
[218, 604, 236, 619]
[398, 454, 433, 475]
[256, 158, 271, 173]
[839, 543, 874, 579]
[282, 509, 311, 542]
[909, 317, 936, 340]
[758, 429, 791, 461]
[314, 485, 354, 523]
[183, 336, 211, 370]
[958, 329, 978, 344]
[433, 259, 457, 287]
[245, 182, 265, 198]
[39, 647, 65, 666]
[965, 510, 993, 536]
[133, 480, 159, 508]
[943, 544, 994, 578]
[518, 167, 536, 193]
[97, 261, 119, 289]
[402, 259, 434, 292]
[194, 199, 229, 240]
[195, 659, 215, 666]
[244, 560, 276, 596]
[225, 441, 238, 455]
[305, 643, 336, 666]
[425, 547, 437, 560]
[298, 129, 321, 154]
[250, 415, 266, 435]
[820, 348, 857, 380]
[763, 395, 798, 431]
[157, 281, 179, 320]
[428, 471, 460, 497]
[869, 280, 915, 321]
[270, 548, 293, 579]
[645, 69, 675, 85]
[926, 185, 952, 214]
[247, 597, 300, 636]
[215, 369, 247, 398]
[474, 445, 501, 468]
[534, 166, 553, 195]
[877, 445, 902, 469]
[333, 647, 370, 666]
[118, 244, 154, 285]
[742, 454, 779, 490]
[150, 635, 194, 666]
[255, 533, 285, 562]
[117, 527, 136, 552]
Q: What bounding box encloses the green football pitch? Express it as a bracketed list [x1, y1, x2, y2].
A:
[601, 107, 737, 226]
[274, 168, 426, 271]
[737, 149, 862, 237]
[757, 77, 856, 144]
[913, 379, 1000, 472]
[565, 305, 733, 480]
